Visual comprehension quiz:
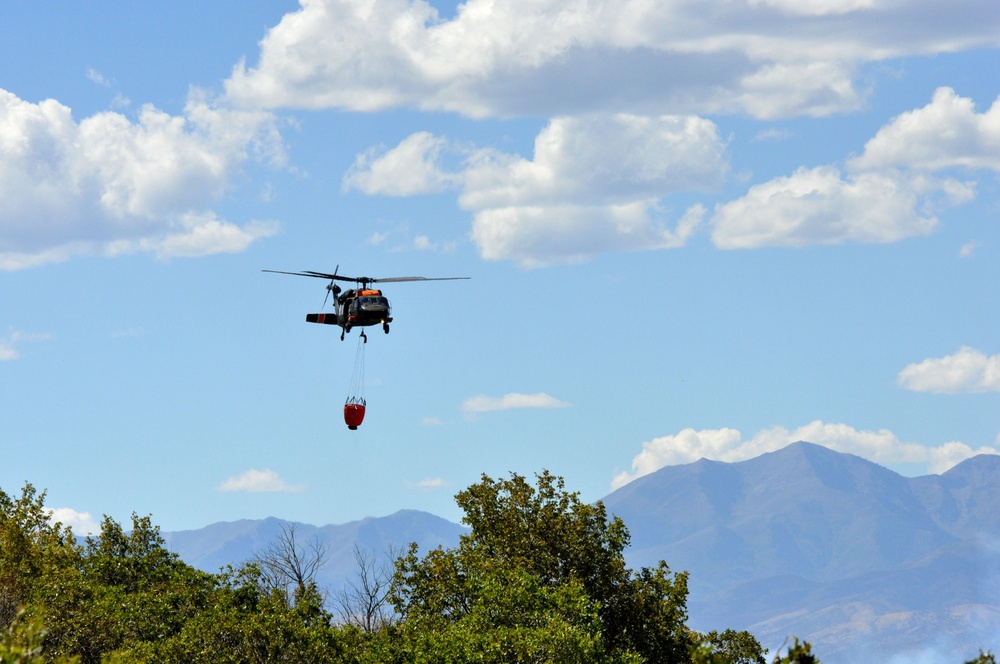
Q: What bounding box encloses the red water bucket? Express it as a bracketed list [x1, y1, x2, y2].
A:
[344, 403, 366, 430]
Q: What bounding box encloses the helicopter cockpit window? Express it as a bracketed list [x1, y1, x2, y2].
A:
[359, 297, 388, 307]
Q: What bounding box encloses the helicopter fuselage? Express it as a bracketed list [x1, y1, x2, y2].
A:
[264, 267, 467, 341]
[306, 288, 393, 338]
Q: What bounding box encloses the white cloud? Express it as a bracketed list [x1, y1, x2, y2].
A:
[0, 330, 53, 361]
[710, 87, 992, 251]
[346, 114, 723, 266]
[898, 347, 1000, 394]
[464, 115, 726, 206]
[851, 88, 1000, 173]
[959, 241, 980, 258]
[734, 61, 862, 119]
[752, 128, 795, 142]
[710, 166, 942, 249]
[47, 507, 100, 535]
[747, 0, 875, 16]
[471, 202, 705, 268]
[224, 0, 1000, 119]
[611, 421, 1000, 489]
[0, 89, 284, 270]
[343, 131, 458, 195]
[218, 469, 305, 493]
[86, 68, 112, 88]
[462, 392, 570, 413]
[406, 477, 447, 490]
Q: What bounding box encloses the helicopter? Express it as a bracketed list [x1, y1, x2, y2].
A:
[263, 267, 469, 341]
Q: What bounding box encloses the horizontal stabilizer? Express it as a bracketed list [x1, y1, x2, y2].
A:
[306, 313, 339, 325]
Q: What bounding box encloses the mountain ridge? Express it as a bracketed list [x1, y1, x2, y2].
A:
[163, 442, 1000, 662]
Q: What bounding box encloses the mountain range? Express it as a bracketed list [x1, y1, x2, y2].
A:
[163, 442, 1000, 663]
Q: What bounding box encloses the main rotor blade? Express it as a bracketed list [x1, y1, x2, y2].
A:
[372, 276, 471, 283]
[262, 269, 355, 282]
[302, 270, 356, 282]
[263, 270, 469, 284]
[263, 269, 327, 278]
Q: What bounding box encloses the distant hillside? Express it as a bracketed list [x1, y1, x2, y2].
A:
[602, 442, 1000, 662]
[163, 509, 467, 595]
[163, 443, 1000, 663]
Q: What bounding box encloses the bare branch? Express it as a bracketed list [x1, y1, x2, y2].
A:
[334, 543, 400, 632]
[252, 523, 329, 606]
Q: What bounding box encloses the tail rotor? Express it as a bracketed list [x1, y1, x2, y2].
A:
[322, 265, 341, 309]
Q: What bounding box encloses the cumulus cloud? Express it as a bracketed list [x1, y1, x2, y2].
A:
[898, 347, 1000, 393]
[0, 89, 284, 270]
[462, 392, 570, 413]
[224, 0, 1000, 119]
[346, 114, 723, 266]
[851, 88, 1000, 173]
[710, 88, 990, 250]
[343, 131, 458, 195]
[345, 87, 996, 263]
[218, 469, 305, 493]
[611, 421, 999, 489]
[47, 507, 100, 536]
[710, 167, 944, 248]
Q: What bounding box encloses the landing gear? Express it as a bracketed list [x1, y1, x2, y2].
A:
[383, 323, 390, 334]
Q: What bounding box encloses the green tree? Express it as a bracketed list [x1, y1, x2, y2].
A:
[0, 483, 81, 628]
[37, 512, 217, 663]
[380, 561, 611, 663]
[388, 470, 761, 663]
[771, 638, 819, 664]
[0, 610, 78, 664]
[965, 651, 997, 664]
[696, 629, 767, 664]
[114, 564, 348, 663]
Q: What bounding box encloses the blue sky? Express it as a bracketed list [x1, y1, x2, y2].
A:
[3, 0, 999, 534]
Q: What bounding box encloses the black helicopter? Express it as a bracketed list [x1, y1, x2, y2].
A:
[263, 267, 469, 341]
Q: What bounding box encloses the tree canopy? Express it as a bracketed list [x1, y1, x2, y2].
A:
[1, 477, 994, 663]
[386, 470, 756, 663]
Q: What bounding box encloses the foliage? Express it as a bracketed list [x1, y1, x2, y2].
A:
[771, 638, 820, 664]
[0, 610, 78, 664]
[388, 470, 757, 663]
[3, 478, 996, 663]
[1, 484, 348, 663]
[115, 565, 348, 663]
[37, 512, 218, 663]
[0, 483, 80, 628]
[697, 629, 768, 664]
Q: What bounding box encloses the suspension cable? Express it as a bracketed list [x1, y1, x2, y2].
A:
[346, 332, 366, 405]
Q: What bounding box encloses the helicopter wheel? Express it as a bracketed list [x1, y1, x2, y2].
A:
[383, 323, 390, 334]
[340, 329, 345, 341]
